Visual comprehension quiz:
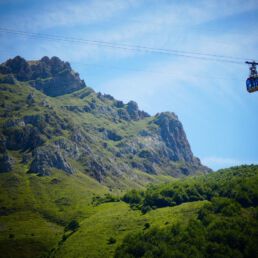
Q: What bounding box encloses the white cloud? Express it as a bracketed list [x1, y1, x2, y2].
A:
[84, 0, 258, 44]
[201, 156, 257, 170]
[0, 0, 141, 30]
[50, 0, 258, 64]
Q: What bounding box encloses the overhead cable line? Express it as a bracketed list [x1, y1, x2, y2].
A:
[0, 27, 254, 64]
[72, 61, 242, 81]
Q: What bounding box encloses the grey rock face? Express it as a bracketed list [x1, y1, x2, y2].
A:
[98, 128, 122, 141]
[88, 160, 106, 182]
[117, 109, 131, 121]
[53, 138, 81, 159]
[0, 137, 12, 172]
[30, 68, 86, 97]
[131, 160, 156, 174]
[26, 93, 35, 106]
[0, 74, 15, 84]
[154, 112, 194, 162]
[29, 145, 74, 176]
[127, 101, 139, 120]
[113, 112, 211, 176]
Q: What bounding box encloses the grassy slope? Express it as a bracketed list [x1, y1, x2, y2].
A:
[54, 201, 206, 258]
[1, 163, 257, 258]
[0, 211, 63, 258]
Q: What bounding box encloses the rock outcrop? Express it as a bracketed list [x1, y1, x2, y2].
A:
[3, 125, 45, 150]
[0, 153, 12, 173]
[29, 145, 74, 176]
[126, 101, 149, 120]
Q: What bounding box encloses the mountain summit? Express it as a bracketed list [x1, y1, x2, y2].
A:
[0, 56, 210, 187]
[0, 56, 86, 96]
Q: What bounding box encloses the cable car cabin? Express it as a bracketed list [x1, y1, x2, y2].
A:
[246, 77, 258, 93]
[245, 61, 258, 93]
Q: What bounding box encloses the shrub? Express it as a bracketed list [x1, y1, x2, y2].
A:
[9, 234, 15, 239]
[65, 219, 79, 232]
[92, 194, 120, 206]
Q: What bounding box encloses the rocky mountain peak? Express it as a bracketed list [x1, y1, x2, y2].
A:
[0, 56, 86, 96]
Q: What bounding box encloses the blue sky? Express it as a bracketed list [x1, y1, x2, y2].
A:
[0, 0, 258, 170]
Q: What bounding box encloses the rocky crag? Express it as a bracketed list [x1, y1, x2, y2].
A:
[0, 56, 210, 188]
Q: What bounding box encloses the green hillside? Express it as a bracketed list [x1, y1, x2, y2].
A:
[0, 57, 257, 258]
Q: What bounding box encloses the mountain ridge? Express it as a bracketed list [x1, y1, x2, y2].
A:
[0, 56, 211, 188]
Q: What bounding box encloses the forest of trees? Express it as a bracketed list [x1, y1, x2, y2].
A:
[122, 165, 258, 212]
[116, 165, 258, 258]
